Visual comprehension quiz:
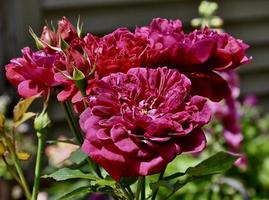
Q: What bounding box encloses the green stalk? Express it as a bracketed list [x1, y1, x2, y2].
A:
[61, 101, 103, 178]
[136, 177, 146, 200]
[127, 186, 135, 198]
[8, 144, 32, 200]
[151, 169, 166, 200]
[3, 129, 31, 199]
[141, 176, 146, 200]
[62, 102, 84, 144]
[2, 155, 22, 185]
[31, 132, 46, 200]
[118, 183, 133, 200]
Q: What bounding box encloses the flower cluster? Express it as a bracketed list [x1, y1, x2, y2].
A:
[5, 17, 250, 180]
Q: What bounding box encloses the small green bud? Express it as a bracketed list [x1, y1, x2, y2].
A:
[34, 112, 51, 133]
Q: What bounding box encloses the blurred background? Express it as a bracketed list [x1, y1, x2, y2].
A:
[1, 0, 269, 199]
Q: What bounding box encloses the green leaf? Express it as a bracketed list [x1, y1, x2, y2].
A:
[76, 16, 83, 38]
[185, 151, 238, 177]
[151, 151, 238, 199]
[59, 37, 70, 51]
[95, 176, 116, 188]
[57, 186, 91, 200]
[42, 168, 98, 181]
[14, 112, 36, 128]
[150, 180, 175, 191]
[29, 27, 45, 50]
[69, 149, 88, 165]
[163, 172, 185, 181]
[13, 96, 37, 122]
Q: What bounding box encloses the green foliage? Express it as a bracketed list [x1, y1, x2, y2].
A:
[43, 168, 98, 181]
[185, 151, 238, 177]
[69, 149, 88, 165]
[150, 152, 238, 199]
[57, 186, 92, 200]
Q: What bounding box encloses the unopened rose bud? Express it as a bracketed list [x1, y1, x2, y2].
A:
[34, 112, 51, 135]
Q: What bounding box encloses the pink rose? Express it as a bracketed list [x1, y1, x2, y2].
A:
[135, 18, 184, 66]
[136, 18, 251, 101]
[79, 67, 210, 180]
[5, 47, 59, 98]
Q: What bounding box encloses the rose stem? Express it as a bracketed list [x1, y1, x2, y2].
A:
[141, 176, 146, 200]
[118, 183, 133, 200]
[151, 168, 166, 200]
[2, 155, 22, 185]
[31, 131, 46, 200]
[62, 101, 84, 144]
[136, 176, 146, 200]
[61, 101, 103, 178]
[5, 137, 32, 200]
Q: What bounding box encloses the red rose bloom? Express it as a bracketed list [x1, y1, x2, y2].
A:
[93, 28, 149, 77]
[79, 67, 210, 180]
[5, 47, 59, 98]
[55, 28, 149, 112]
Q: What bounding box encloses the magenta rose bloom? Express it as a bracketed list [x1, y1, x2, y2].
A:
[40, 16, 78, 49]
[5, 47, 59, 98]
[136, 18, 251, 101]
[179, 28, 250, 71]
[79, 67, 211, 180]
[135, 18, 184, 66]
